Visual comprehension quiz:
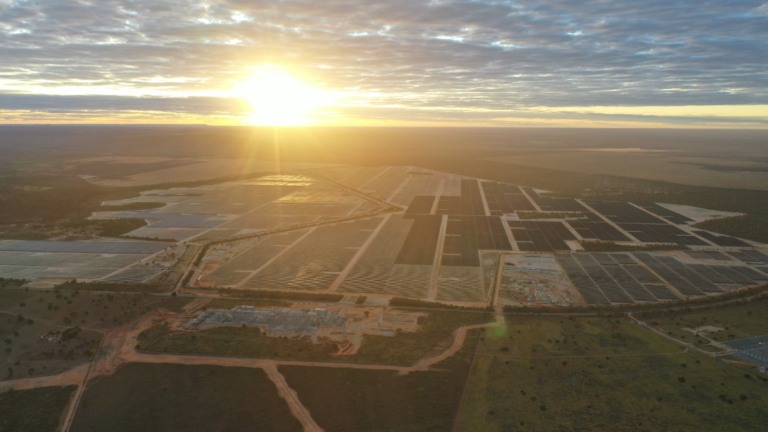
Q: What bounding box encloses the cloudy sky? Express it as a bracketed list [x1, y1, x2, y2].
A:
[1, 0, 767, 127]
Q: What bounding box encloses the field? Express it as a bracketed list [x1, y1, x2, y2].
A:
[490, 146, 768, 191]
[280, 330, 481, 432]
[456, 315, 768, 431]
[644, 297, 768, 344]
[0, 385, 75, 432]
[69, 363, 301, 432]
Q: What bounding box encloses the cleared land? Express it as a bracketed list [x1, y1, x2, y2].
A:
[0, 385, 75, 432]
[280, 330, 480, 432]
[69, 363, 302, 432]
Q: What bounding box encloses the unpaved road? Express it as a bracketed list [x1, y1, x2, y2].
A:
[1, 308, 495, 432]
[263, 363, 325, 432]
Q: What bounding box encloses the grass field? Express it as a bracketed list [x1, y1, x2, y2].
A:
[455, 315, 768, 431]
[70, 363, 301, 432]
[281, 330, 481, 432]
[643, 298, 768, 343]
[0, 386, 75, 432]
[352, 309, 493, 365]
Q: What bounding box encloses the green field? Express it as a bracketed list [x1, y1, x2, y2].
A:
[643, 298, 768, 343]
[281, 330, 480, 432]
[0, 386, 75, 432]
[70, 363, 301, 432]
[456, 315, 768, 431]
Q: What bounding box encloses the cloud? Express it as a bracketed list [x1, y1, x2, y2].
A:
[1, 0, 767, 125]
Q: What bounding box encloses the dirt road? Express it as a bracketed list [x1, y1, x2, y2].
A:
[263, 363, 325, 432]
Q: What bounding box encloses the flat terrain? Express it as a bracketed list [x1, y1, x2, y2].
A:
[491, 148, 768, 191]
[69, 363, 302, 432]
[0, 288, 187, 380]
[0, 385, 75, 432]
[456, 315, 768, 431]
[140, 308, 493, 365]
[280, 330, 480, 432]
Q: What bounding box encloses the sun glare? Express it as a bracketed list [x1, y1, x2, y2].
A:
[235, 66, 331, 126]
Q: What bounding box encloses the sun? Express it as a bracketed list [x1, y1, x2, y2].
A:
[234, 66, 330, 126]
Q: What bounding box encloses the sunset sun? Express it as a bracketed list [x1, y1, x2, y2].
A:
[235, 66, 331, 126]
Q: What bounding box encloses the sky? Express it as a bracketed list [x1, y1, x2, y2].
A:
[1, 0, 767, 127]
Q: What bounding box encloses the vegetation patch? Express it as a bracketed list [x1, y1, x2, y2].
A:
[54, 281, 167, 294]
[641, 298, 768, 344]
[456, 315, 768, 431]
[0, 386, 76, 432]
[352, 309, 492, 365]
[0, 288, 188, 378]
[138, 325, 336, 360]
[0, 278, 26, 288]
[693, 215, 768, 244]
[216, 288, 344, 303]
[98, 201, 166, 211]
[138, 309, 492, 365]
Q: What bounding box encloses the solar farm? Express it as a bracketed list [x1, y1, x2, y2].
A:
[189, 165, 768, 307]
[1, 165, 766, 307]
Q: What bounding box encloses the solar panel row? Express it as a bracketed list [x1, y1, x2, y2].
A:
[639, 203, 693, 225]
[508, 221, 575, 252]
